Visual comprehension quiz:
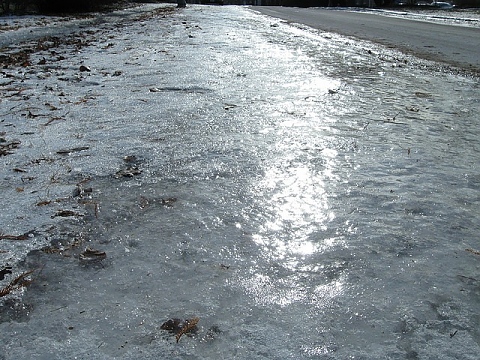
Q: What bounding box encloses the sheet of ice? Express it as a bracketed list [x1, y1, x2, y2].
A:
[0, 4, 479, 359]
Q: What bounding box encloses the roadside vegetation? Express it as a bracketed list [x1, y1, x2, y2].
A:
[0, 0, 131, 14]
[1, 0, 479, 18]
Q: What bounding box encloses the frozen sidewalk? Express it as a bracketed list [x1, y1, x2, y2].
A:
[0, 4, 479, 359]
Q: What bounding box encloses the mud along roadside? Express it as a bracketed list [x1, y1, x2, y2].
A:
[0, 4, 177, 301]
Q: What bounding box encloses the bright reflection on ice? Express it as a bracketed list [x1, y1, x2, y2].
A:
[313, 278, 345, 308]
[246, 106, 346, 306]
[253, 147, 339, 263]
[238, 9, 350, 311]
[240, 273, 306, 307]
[239, 272, 345, 308]
[299, 76, 337, 95]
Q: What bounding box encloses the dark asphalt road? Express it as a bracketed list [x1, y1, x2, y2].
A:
[253, 7, 480, 73]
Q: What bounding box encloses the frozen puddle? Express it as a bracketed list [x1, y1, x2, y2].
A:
[1, 5, 479, 359]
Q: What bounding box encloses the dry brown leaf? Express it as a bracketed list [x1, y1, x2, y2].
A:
[176, 317, 199, 343]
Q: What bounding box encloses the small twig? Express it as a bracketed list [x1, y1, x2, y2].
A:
[0, 269, 35, 297]
[27, 110, 47, 119]
[77, 177, 92, 185]
[51, 210, 83, 218]
[397, 144, 412, 156]
[383, 112, 407, 125]
[0, 232, 30, 240]
[50, 305, 68, 313]
[3, 88, 28, 98]
[457, 274, 478, 282]
[466, 248, 480, 256]
[43, 111, 70, 126]
[43, 117, 65, 126]
[56, 146, 89, 155]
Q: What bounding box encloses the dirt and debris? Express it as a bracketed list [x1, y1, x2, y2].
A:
[0, 232, 32, 241]
[0, 269, 35, 298]
[0, 4, 479, 359]
[79, 247, 106, 262]
[41, 236, 83, 256]
[0, 140, 20, 156]
[0, 267, 12, 280]
[56, 146, 90, 155]
[51, 210, 84, 218]
[115, 166, 142, 178]
[161, 317, 200, 343]
[79, 65, 91, 72]
[465, 248, 480, 256]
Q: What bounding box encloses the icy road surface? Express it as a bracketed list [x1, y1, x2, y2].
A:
[0, 4, 479, 359]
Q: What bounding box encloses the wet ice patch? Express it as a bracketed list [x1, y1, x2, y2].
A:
[0, 4, 479, 359]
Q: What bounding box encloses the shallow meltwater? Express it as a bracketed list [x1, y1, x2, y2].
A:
[0, 5, 479, 359]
